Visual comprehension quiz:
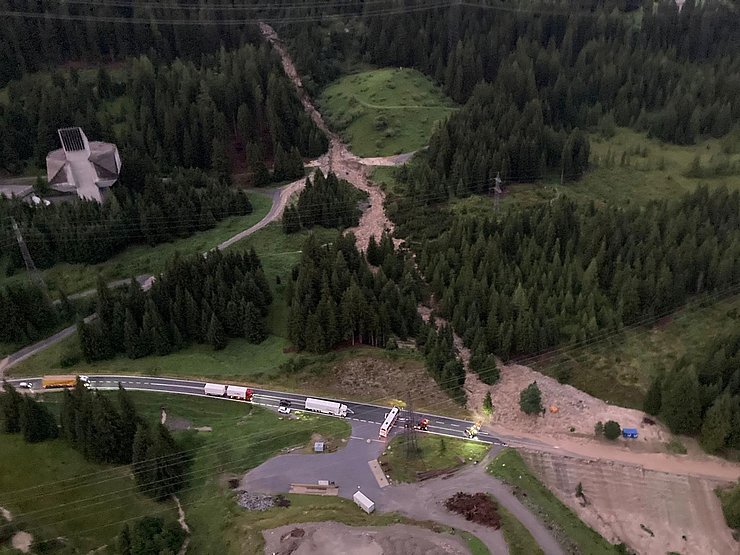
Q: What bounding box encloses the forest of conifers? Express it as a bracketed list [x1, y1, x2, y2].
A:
[0, 1, 738, 425]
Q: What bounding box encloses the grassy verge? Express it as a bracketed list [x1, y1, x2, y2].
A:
[535, 294, 740, 408]
[9, 333, 293, 383]
[380, 434, 489, 483]
[497, 503, 544, 555]
[488, 449, 618, 554]
[0, 192, 273, 297]
[716, 482, 740, 534]
[458, 530, 491, 555]
[0, 391, 351, 553]
[319, 68, 456, 157]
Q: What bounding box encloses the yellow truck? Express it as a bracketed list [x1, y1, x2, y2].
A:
[41, 375, 90, 389]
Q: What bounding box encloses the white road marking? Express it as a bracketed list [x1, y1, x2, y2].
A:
[450, 423, 460, 427]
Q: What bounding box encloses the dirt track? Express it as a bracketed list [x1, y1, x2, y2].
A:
[260, 22, 395, 251]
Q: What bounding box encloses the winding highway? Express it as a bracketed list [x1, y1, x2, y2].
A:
[4, 375, 504, 446]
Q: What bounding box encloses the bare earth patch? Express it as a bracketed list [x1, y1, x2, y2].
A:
[324, 354, 465, 416]
[521, 450, 736, 555]
[11, 531, 33, 553]
[470, 361, 671, 445]
[262, 522, 469, 555]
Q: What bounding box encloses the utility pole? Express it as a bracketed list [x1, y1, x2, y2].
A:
[493, 172, 503, 214]
[10, 217, 50, 302]
[404, 391, 419, 460]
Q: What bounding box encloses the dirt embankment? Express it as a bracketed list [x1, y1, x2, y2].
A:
[521, 449, 736, 555]
[474, 361, 671, 443]
[262, 522, 470, 555]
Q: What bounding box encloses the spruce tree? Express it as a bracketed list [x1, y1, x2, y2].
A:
[483, 391, 493, 415]
[243, 302, 266, 344]
[118, 385, 140, 464]
[700, 394, 733, 453]
[19, 396, 58, 443]
[132, 424, 153, 490]
[661, 367, 702, 435]
[207, 314, 227, 350]
[519, 382, 543, 415]
[0, 382, 23, 434]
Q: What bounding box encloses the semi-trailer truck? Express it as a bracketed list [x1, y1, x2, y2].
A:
[42, 375, 90, 389]
[304, 397, 348, 417]
[204, 383, 226, 397]
[226, 385, 253, 401]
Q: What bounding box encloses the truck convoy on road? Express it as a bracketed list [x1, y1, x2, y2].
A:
[203, 383, 253, 401]
[304, 397, 348, 417]
[42, 375, 90, 389]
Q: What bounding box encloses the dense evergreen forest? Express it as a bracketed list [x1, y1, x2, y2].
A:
[283, 171, 362, 233]
[0, 44, 326, 177]
[290, 1, 739, 193]
[0, 170, 252, 272]
[644, 328, 740, 454]
[0, 282, 81, 344]
[418, 186, 740, 361]
[78, 249, 270, 361]
[286, 232, 421, 352]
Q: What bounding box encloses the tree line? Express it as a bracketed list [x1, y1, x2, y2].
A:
[283, 171, 362, 233]
[417, 186, 740, 362]
[286, 232, 421, 352]
[0, 383, 58, 443]
[644, 326, 740, 454]
[416, 322, 466, 402]
[0, 44, 326, 182]
[289, 1, 738, 195]
[0, 282, 79, 345]
[0, 380, 190, 503]
[78, 249, 270, 362]
[0, 170, 252, 272]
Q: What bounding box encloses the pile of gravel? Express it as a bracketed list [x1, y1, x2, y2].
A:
[237, 492, 275, 511]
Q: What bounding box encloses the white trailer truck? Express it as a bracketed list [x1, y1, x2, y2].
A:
[226, 385, 253, 401]
[203, 383, 226, 397]
[353, 491, 375, 514]
[304, 397, 348, 417]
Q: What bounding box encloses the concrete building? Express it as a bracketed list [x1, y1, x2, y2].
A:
[45, 127, 121, 203]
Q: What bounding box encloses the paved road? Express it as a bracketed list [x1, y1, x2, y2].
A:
[3, 375, 504, 446]
[1, 374, 558, 554]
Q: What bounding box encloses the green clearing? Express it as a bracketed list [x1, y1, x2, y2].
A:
[536, 294, 740, 409]
[0, 192, 273, 297]
[488, 449, 619, 555]
[319, 68, 456, 157]
[450, 127, 740, 216]
[497, 503, 543, 555]
[0, 434, 165, 552]
[0, 391, 351, 553]
[379, 434, 489, 483]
